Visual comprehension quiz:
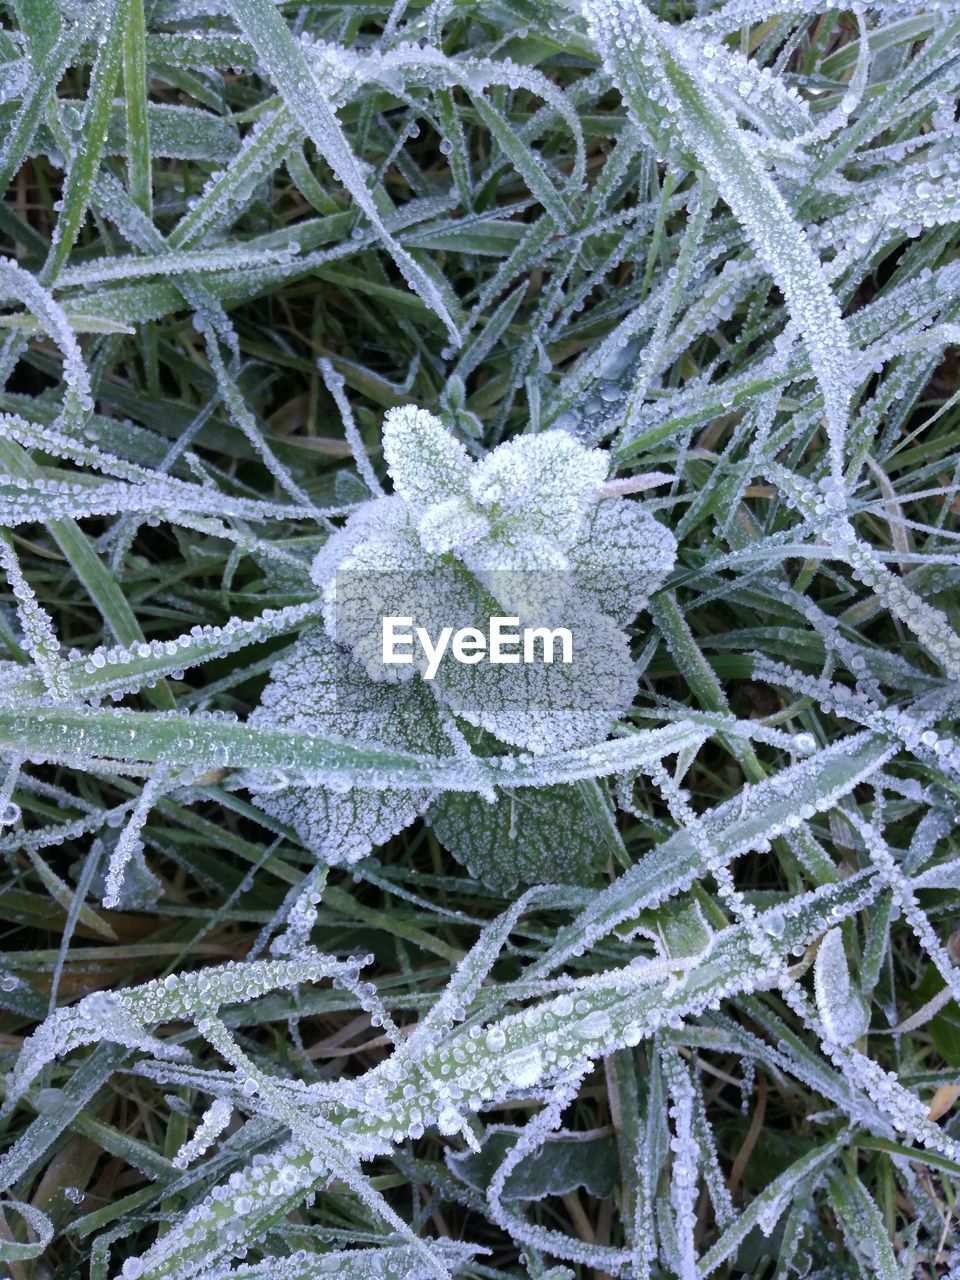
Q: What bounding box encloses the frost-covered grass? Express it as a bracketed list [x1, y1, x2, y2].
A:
[1, 0, 959, 1277]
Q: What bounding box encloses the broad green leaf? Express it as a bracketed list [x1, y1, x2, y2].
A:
[448, 1127, 618, 1199]
[570, 498, 677, 626]
[246, 627, 447, 864]
[431, 780, 614, 891]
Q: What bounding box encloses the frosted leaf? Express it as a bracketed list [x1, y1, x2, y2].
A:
[0, 261, 93, 432]
[448, 1126, 618, 1200]
[830, 1042, 956, 1156]
[201, 319, 315, 508]
[270, 864, 328, 957]
[126, 1140, 326, 1280]
[533, 730, 896, 977]
[430, 781, 610, 891]
[313, 500, 492, 687]
[633, 899, 712, 960]
[382, 411, 608, 580]
[0, 536, 68, 699]
[102, 772, 168, 909]
[383, 404, 472, 516]
[840, 531, 960, 682]
[312, 499, 472, 683]
[226, 0, 462, 346]
[661, 1050, 699, 1280]
[166, 107, 301, 248]
[691, 0, 821, 38]
[0, 1199, 53, 1264]
[4, 991, 188, 1115]
[172, 1096, 233, 1168]
[5, 951, 351, 1114]
[317, 357, 383, 496]
[416, 496, 491, 555]
[826, 1171, 902, 1280]
[483, 1069, 631, 1271]
[912, 861, 960, 891]
[468, 431, 608, 551]
[197, 1016, 446, 1278]
[401, 411, 632, 643]
[814, 928, 870, 1047]
[569, 498, 677, 627]
[326, 558, 637, 752]
[468, 438, 536, 512]
[203, 1241, 483, 1279]
[246, 628, 447, 863]
[98, 840, 162, 911]
[403, 886, 573, 1056]
[461, 535, 574, 630]
[56, 243, 292, 290]
[698, 1134, 845, 1274]
[0, 56, 29, 106]
[310, 407, 643, 754]
[681, 31, 811, 141]
[434, 606, 637, 754]
[325, 556, 486, 687]
[690, 1071, 735, 1229]
[311, 495, 409, 595]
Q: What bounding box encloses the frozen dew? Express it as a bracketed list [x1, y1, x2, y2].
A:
[382, 405, 473, 516]
[813, 928, 870, 1047]
[570, 497, 677, 627]
[101, 771, 170, 909]
[172, 1096, 234, 1168]
[501, 1045, 544, 1089]
[485, 1026, 506, 1052]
